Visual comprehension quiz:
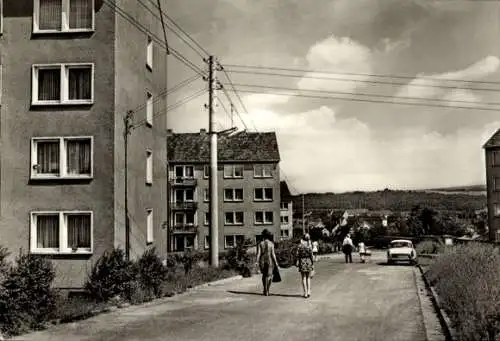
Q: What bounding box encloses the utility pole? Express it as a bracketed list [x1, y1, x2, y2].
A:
[208, 56, 219, 267]
[302, 193, 305, 234]
[124, 110, 134, 261]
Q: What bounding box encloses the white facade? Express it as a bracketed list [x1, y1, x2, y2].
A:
[280, 201, 293, 239]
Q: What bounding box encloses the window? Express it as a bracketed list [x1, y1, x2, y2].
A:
[31, 137, 92, 179]
[223, 165, 243, 178]
[204, 212, 210, 225]
[0, 0, 3, 34]
[30, 211, 92, 254]
[494, 204, 500, 217]
[203, 165, 210, 178]
[204, 235, 210, 249]
[174, 188, 194, 202]
[224, 211, 244, 225]
[224, 188, 244, 202]
[281, 230, 289, 237]
[254, 188, 273, 201]
[204, 188, 209, 202]
[173, 234, 196, 251]
[174, 165, 194, 178]
[280, 216, 289, 224]
[281, 202, 289, 210]
[146, 92, 153, 127]
[146, 209, 153, 244]
[254, 164, 272, 178]
[255, 211, 274, 225]
[33, 0, 94, 33]
[146, 36, 153, 70]
[146, 150, 153, 185]
[224, 235, 244, 249]
[493, 151, 500, 166]
[174, 212, 195, 226]
[32, 63, 94, 105]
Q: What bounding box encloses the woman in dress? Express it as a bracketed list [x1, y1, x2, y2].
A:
[296, 233, 314, 298]
[255, 229, 279, 296]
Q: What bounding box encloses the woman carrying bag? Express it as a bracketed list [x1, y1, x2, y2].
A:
[255, 229, 280, 296]
[296, 233, 314, 298]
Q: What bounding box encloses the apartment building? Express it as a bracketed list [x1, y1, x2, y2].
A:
[167, 129, 281, 251]
[280, 181, 293, 240]
[483, 129, 500, 242]
[0, 1, 169, 288]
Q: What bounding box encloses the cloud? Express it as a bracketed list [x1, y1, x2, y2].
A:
[235, 96, 499, 193]
[395, 56, 500, 103]
[297, 36, 374, 93]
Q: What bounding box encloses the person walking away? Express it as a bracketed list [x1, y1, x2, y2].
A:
[358, 240, 366, 263]
[255, 229, 279, 296]
[312, 240, 319, 262]
[296, 233, 314, 298]
[342, 234, 354, 263]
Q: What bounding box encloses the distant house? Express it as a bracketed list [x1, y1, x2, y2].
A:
[483, 129, 500, 242]
[280, 181, 293, 240]
[167, 129, 281, 251]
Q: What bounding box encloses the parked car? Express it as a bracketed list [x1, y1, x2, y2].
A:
[386, 239, 417, 265]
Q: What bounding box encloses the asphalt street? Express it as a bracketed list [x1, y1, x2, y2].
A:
[13, 252, 427, 341]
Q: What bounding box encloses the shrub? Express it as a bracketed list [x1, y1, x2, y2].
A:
[275, 239, 298, 268]
[135, 247, 168, 298]
[426, 243, 500, 341]
[224, 238, 255, 277]
[317, 241, 334, 255]
[179, 249, 204, 274]
[85, 248, 135, 302]
[416, 240, 444, 255]
[0, 252, 57, 336]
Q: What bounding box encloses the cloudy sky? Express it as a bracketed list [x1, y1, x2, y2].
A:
[163, 0, 500, 193]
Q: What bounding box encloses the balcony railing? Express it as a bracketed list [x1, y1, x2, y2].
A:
[170, 177, 198, 187]
[170, 201, 198, 210]
[170, 224, 198, 234]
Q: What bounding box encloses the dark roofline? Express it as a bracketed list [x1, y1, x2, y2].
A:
[483, 128, 500, 149]
[168, 160, 280, 164]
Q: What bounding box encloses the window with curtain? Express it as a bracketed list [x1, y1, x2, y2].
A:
[68, 67, 91, 100]
[39, 0, 62, 30]
[67, 213, 91, 249]
[69, 0, 92, 29]
[36, 214, 60, 248]
[37, 141, 60, 174]
[66, 139, 91, 175]
[38, 68, 61, 101]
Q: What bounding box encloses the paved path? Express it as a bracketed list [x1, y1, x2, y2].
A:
[13, 252, 429, 341]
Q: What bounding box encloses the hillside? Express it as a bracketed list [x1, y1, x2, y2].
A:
[291, 189, 487, 213]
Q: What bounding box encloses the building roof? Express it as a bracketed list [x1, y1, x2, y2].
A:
[167, 130, 280, 163]
[483, 128, 500, 149]
[280, 181, 292, 199]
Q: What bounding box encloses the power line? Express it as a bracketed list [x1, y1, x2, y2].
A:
[225, 64, 500, 86]
[224, 69, 500, 93]
[143, 0, 210, 57]
[224, 83, 500, 106]
[218, 86, 249, 130]
[103, 0, 205, 76]
[225, 87, 500, 111]
[139, 0, 208, 59]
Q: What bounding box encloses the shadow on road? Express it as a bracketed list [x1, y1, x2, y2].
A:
[227, 290, 304, 298]
[376, 262, 417, 267]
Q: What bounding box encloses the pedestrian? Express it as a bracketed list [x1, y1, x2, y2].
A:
[312, 239, 319, 262]
[342, 234, 354, 263]
[255, 229, 279, 296]
[296, 233, 314, 298]
[358, 240, 366, 263]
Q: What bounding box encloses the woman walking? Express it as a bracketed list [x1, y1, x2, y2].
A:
[296, 233, 314, 298]
[255, 229, 279, 296]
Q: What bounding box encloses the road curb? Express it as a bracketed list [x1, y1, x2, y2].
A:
[190, 275, 244, 289]
[416, 264, 457, 341]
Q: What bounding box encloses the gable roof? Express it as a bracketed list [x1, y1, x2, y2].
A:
[483, 128, 500, 149]
[167, 131, 280, 163]
[280, 181, 292, 198]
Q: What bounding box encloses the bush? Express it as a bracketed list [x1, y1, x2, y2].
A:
[426, 243, 500, 341]
[275, 239, 298, 268]
[179, 249, 204, 274]
[135, 247, 168, 298]
[224, 238, 255, 277]
[317, 241, 334, 255]
[85, 248, 135, 302]
[0, 252, 57, 337]
[416, 240, 444, 255]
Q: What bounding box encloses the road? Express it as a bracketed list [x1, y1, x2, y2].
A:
[14, 252, 428, 341]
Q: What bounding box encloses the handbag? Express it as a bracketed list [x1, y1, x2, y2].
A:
[310, 269, 315, 278]
[272, 266, 282, 283]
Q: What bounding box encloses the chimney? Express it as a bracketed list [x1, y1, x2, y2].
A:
[200, 128, 207, 135]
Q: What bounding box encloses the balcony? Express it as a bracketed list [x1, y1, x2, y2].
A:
[170, 223, 198, 234]
[170, 201, 198, 211]
[170, 177, 198, 187]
